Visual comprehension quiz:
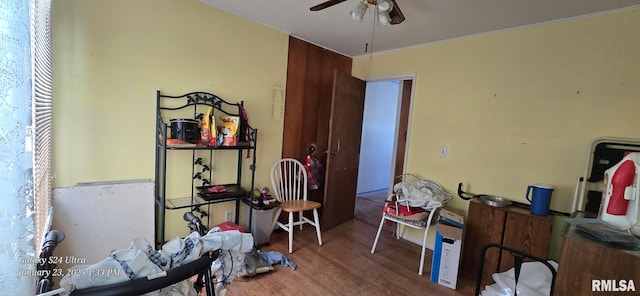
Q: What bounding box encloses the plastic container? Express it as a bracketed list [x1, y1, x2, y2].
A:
[240, 200, 277, 246]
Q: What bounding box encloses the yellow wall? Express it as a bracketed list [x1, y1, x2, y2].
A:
[353, 8, 640, 259]
[52, 0, 640, 257]
[52, 0, 288, 238]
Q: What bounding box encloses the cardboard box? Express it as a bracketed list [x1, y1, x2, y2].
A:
[431, 208, 464, 289]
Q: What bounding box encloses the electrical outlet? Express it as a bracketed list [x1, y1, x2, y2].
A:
[225, 211, 232, 222]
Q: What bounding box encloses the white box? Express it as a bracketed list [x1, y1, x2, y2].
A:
[431, 208, 464, 289]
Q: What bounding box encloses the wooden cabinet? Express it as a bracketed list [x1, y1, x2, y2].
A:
[282, 36, 354, 229]
[462, 198, 507, 283]
[282, 36, 352, 164]
[555, 224, 640, 295]
[461, 198, 553, 286]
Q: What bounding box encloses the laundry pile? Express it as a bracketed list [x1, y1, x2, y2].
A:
[58, 229, 253, 296]
[238, 248, 297, 277]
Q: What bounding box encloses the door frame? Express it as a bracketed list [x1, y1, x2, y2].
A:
[360, 74, 416, 194]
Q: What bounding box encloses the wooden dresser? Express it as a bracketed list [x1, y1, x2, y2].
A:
[461, 198, 553, 286]
[555, 223, 640, 295]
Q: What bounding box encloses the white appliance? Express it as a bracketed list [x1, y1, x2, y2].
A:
[599, 152, 640, 237]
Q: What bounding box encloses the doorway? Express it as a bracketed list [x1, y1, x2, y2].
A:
[354, 78, 413, 228]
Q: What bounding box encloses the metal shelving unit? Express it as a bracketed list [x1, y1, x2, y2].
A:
[154, 90, 257, 247]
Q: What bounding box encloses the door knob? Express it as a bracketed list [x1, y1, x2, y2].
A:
[328, 140, 340, 155]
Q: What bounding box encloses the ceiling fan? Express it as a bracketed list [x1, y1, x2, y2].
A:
[310, 0, 406, 25]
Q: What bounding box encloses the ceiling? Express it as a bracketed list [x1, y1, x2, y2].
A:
[199, 0, 640, 57]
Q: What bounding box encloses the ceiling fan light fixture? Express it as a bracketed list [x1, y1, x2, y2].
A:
[378, 11, 391, 26]
[350, 1, 368, 22]
[377, 0, 392, 25]
[377, 0, 392, 12]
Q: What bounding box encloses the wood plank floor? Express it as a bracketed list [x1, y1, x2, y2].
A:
[225, 218, 478, 296]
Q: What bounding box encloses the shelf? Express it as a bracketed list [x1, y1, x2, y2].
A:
[154, 90, 258, 247]
[162, 142, 254, 150]
[196, 184, 247, 201]
[157, 141, 255, 150]
[164, 195, 242, 210]
[241, 197, 280, 211]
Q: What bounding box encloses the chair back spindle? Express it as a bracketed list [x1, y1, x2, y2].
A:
[271, 158, 307, 203]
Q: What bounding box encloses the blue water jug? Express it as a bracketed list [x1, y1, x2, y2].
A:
[526, 184, 553, 216]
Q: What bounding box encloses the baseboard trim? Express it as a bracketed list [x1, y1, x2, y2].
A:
[397, 225, 435, 251]
[357, 188, 390, 196]
[400, 233, 435, 251]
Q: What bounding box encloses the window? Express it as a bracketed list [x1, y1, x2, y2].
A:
[31, 0, 54, 252]
[0, 0, 52, 292]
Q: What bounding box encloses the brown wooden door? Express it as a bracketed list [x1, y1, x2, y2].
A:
[322, 71, 366, 230]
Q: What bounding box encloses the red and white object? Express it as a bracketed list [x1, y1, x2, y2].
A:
[600, 152, 640, 237]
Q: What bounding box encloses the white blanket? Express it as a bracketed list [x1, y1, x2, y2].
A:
[480, 260, 558, 296]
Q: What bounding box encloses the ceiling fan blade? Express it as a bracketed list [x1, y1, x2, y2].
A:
[310, 0, 348, 11]
[389, 0, 405, 25]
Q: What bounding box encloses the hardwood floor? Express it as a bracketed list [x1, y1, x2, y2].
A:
[225, 218, 478, 296]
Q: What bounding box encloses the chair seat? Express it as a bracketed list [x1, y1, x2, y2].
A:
[372, 205, 441, 276]
[280, 200, 321, 212]
[382, 212, 431, 228]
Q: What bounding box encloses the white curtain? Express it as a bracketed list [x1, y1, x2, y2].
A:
[0, 0, 36, 294]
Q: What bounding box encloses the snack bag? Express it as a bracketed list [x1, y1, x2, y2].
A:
[220, 116, 239, 146]
[201, 107, 213, 142]
[209, 115, 217, 147]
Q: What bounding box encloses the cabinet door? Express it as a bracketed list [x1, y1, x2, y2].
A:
[280, 37, 353, 228]
[500, 209, 552, 272]
[461, 199, 508, 285]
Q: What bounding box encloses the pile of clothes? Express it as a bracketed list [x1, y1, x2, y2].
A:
[59, 229, 254, 296]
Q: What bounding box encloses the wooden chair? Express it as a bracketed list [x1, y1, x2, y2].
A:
[270, 158, 323, 253]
